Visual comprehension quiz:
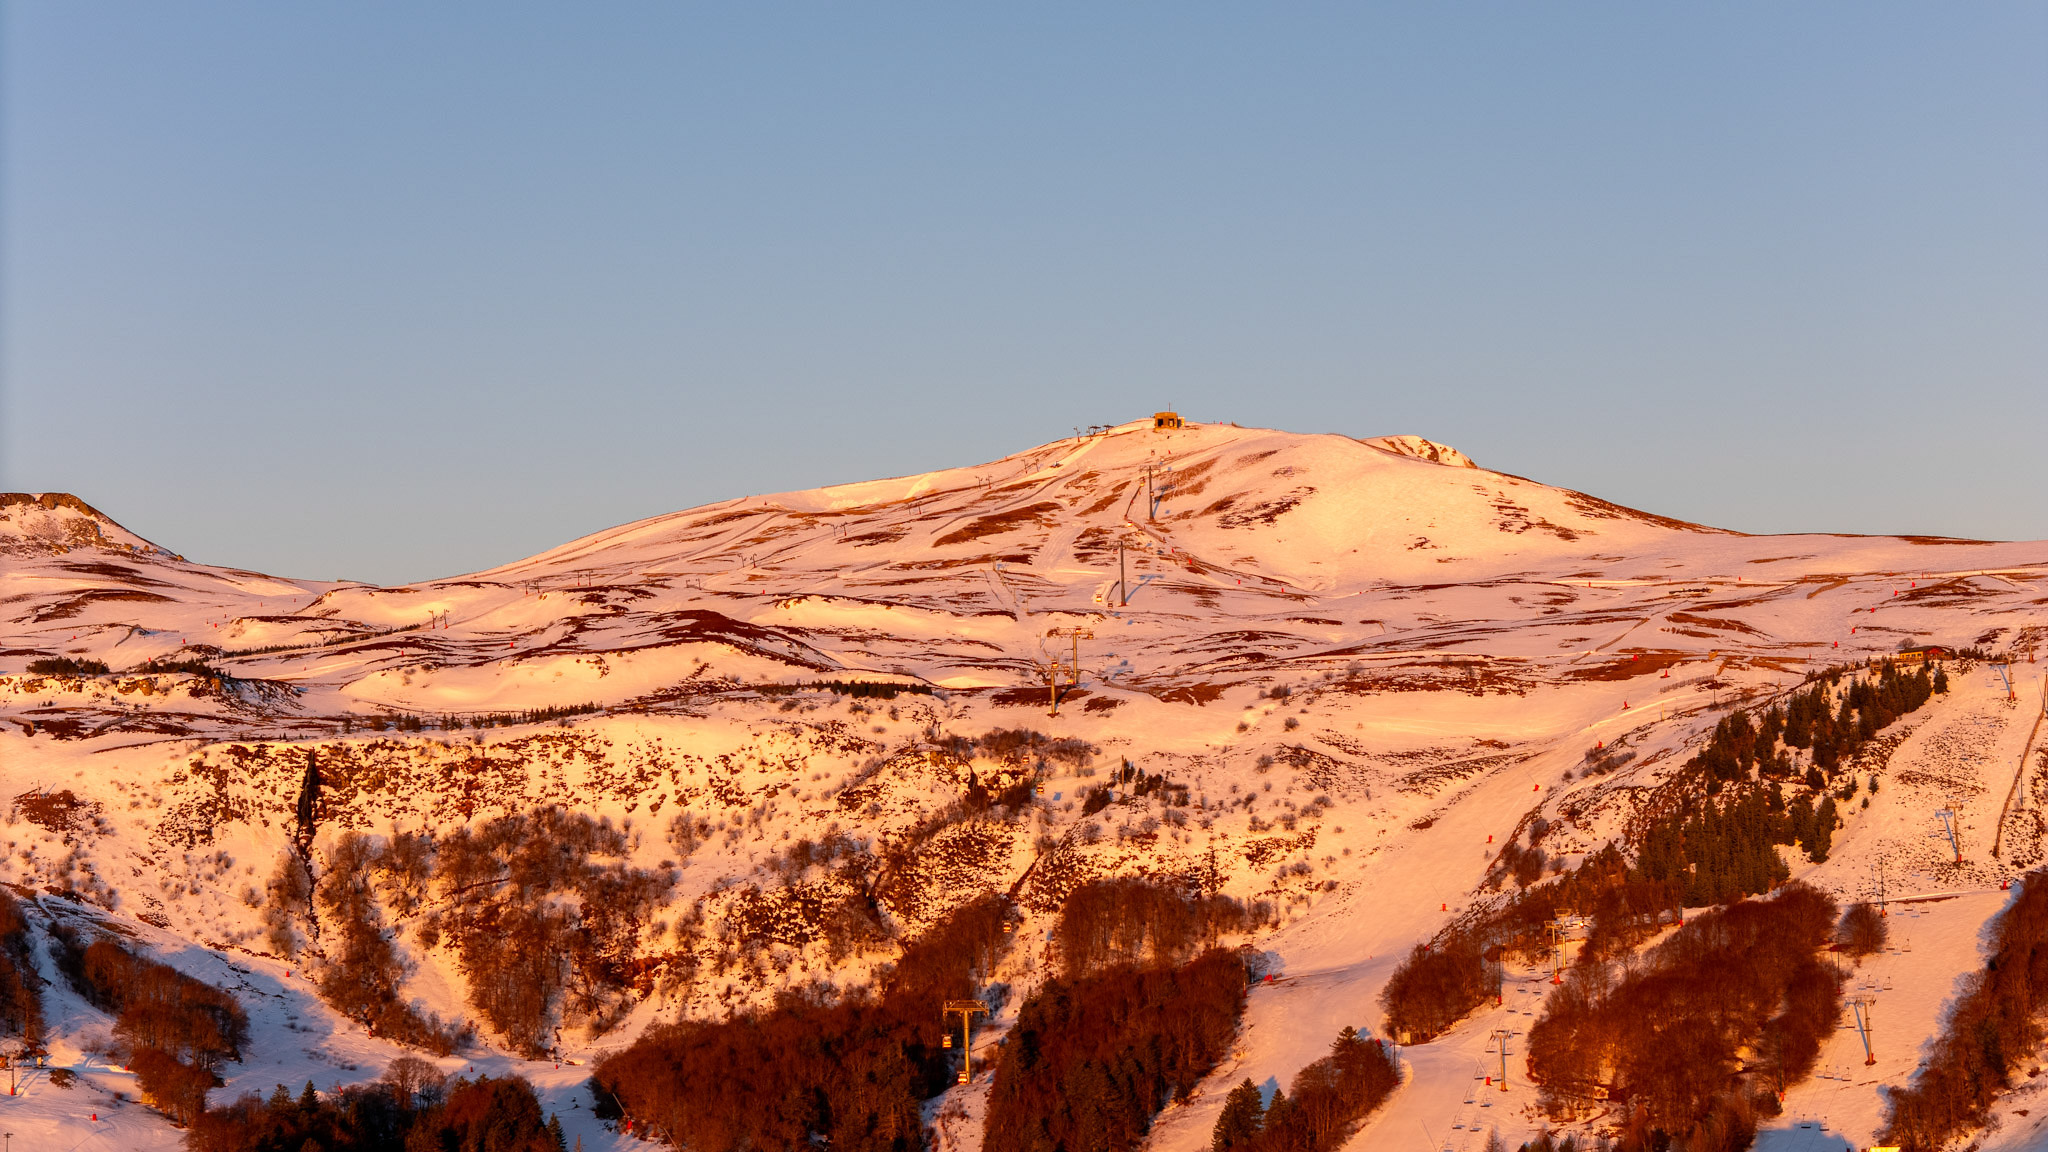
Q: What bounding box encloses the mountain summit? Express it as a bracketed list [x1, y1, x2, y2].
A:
[1, 421, 2045, 1152]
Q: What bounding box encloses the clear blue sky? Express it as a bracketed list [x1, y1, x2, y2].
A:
[4, 5, 2043, 585]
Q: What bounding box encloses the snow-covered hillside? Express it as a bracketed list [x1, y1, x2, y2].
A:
[2, 419, 2045, 1151]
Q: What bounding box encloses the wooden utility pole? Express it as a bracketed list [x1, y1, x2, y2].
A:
[944, 1000, 989, 1084]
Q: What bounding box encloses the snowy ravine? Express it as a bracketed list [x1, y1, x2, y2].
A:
[2, 419, 2046, 1151]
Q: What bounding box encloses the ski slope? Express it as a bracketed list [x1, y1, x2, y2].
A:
[2, 422, 2046, 1150]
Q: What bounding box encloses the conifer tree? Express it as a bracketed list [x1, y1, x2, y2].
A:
[1261, 1088, 1295, 1147]
[1786, 794, 1814, 850]
[1807, 797, 1837, 863]
[1211, 1079, 1264, 1151]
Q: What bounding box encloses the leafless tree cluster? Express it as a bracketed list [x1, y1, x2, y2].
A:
[53, 925, 249, 1126]
[1380, 937, 1501, 1043]
[984, 947, 1247, 1152]
[313, 832, 470, 1055]
[187, 1060, 563, 1151]
[1880, 867, 2048, 1151]
[1054, 877, 1255, 978]
[434, 808, 674, 1054]
[1525, 883, 1841, 1151]
[592, 895, 1013, 1152]
[1834, 902, 1887, 959]
[0, 890, 43, 1046]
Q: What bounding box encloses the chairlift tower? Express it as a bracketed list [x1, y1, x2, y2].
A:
[1141, 459, 1176, 519]
[1487, 1029, 1513, 1092]
[1110, 538, 1150, 607]
[1043, 627, 1094, 717]
[1849, 997, 1877, 1066]
[943, 1000, 989, 1085]
[1546, 920, 1571, 985]
[1936, 809, 1963, 864]
[1868, 859, 1890, 918]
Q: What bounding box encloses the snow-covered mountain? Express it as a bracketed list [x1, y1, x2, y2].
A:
[3, 418, 2045, 1151]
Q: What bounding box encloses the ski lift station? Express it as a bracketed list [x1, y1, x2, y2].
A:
[1152, 410, 1184, 431]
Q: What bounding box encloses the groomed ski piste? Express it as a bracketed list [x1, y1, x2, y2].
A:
[3, 418, 2045, 1151]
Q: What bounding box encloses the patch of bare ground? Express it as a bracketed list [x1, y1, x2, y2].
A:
[720, 878, 872, 950]
[878, 818, 1017, 930]
[1273, 743, 1368, 794]
[1368, 747, 1522, 796]
[30, 588, 177, 621]
[1215, 487, 1314, 528]
[1321, 662, 1531, 697]
[933, 501, 1064, 547]
[887, 553, 1035, 570]
[987, 685, 1090, 708]
[12, 788, 102, 833]
[1155, 456, 1219, 503]
[1016, 840, 1102, 914]
[1665, 610, 1768, 635]
[1488, 495, 1580, 540]
[1144, 682, 1229, 706]
[1179, 629, 1311, 652]
[677, 507, 772, 532]
[1561, 649, 1691, 682]
[1898, 577, 2004, 605]
[1242, 829, 1316, 869]
[56, 560, 179, 586]
[1075, 484, 1131, 517]
[1561, 489, 1730, 533]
